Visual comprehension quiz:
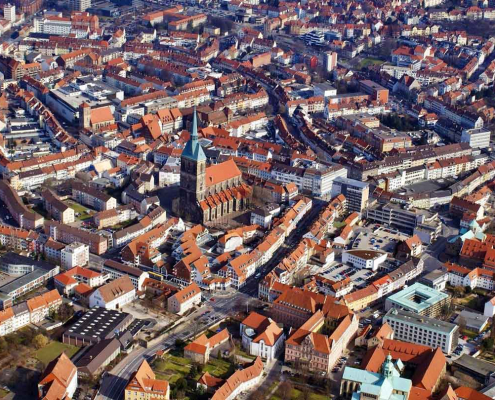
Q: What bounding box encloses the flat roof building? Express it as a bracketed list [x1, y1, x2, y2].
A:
[63, 307, 133, 346]
[384, 282, 449, 318]
[384, 308, 459, 354]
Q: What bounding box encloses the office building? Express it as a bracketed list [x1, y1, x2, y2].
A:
[461, 128, 490, 149]
[3, 4, 15, 22]
[342, 249, 387, 271]
[384, 308, 459, 354]
[61, 242, 89, 269]
[385, 282, 450, 317]
[70, 0, 91, 11]
[331, 177, 369, 213]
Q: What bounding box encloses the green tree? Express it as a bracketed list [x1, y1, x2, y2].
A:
[483, 337, 494, 351]
[32, 334, 49, 349]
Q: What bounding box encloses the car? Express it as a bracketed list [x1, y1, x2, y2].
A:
[210, 298, 215, 302]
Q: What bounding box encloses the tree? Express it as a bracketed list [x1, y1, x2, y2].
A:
[278, 381, 293, 399]
[32, 334, 49, 349]
[458, 316, 467, 333]
[249, 389, 266, 400]
[483, 337, 494, 351]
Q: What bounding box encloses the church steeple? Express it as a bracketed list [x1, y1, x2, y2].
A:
[182, 107, 206, 162]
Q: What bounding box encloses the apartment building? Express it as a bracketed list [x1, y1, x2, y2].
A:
[125, 360, 169, 400]
[45, 221, 108, 255]
[342, 250, 388, 271]
[443, 263, 495, 291]
[55, 266, 108, 296]
[384, 308, 459, 354]
[0, 180, 43, 230]
[331, 177, 369, 213]
[167, 283, 202, 315]
[43, 189, 75, 224]
[61, 242, 89, 269]
[72, 181, 117, 211]
[38, 353, 78, 400]
[102, 260, 149, 291]
[184, 329, 230, 364]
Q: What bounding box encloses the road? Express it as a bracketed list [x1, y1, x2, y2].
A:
[97, 292, 249, 400]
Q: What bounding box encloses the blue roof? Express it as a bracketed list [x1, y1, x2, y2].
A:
[182, 108, 206, 162]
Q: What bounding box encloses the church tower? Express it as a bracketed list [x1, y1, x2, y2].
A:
[178, 108, 206, 222]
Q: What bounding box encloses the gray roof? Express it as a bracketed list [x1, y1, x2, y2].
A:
[454, 354, 495, 377]
[75, 338, 121, 375]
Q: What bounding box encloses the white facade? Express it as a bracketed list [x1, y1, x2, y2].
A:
[484, 298, 495, 317]
[89, 286, 136, 310]
[461, 128, 490, 149]
[4, 4, 15, 22]
[61, 242, 89, 269]
[342, 250, 387, 271]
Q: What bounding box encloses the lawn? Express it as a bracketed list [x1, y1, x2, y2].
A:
[35, 341, 79, 365]
[333, 220, 347, 229]
[0, 388, 9, 398]
[153, 354, 234, 383]
[358, 57, 384, 69]
[271, 388, 328, 400]
[67, 201, 94, 221]
[203, 358, 234, 378]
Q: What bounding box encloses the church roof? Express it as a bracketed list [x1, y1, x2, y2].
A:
[182, 108, 206, 162]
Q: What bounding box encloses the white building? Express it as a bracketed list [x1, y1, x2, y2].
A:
[324, 51, 338, 72]
[384, 308, 459, 354]
[61, 242, 89, 269]
[240, 312, 284, 362]
[167, 283, 202, 315]
[250, 208, 273, 228]
[484, 297, 495, 317]
[88, 275, 135, 310]
[3, 4, 15, 22]
[461, 128, 491, 149]
[342, 250, 387, 271]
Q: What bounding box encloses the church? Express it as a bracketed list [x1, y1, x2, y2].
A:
[177, 109, 252, 224]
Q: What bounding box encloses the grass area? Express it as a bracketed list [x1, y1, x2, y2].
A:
[358, 57, 384, 69]
[235, 346, 256, 360]
[153, 354, 234, 383]
[333, 220, 347, 228]
[271, 388, 328, 400]
[110, 218, 138, 230]
[67, 201, 93, 221]
[203, 358, 234, 378]
[35, 341, 79, 365]
[0, 388, 9, 398]
[460, 329, 478, 340]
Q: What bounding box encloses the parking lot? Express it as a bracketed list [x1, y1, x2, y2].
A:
[352, 226, 410, 254]
[320, 264, 375, 289]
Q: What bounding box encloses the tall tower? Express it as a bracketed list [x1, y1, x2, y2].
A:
[179, 108, 206, 222]
[79, 102, 91, 130]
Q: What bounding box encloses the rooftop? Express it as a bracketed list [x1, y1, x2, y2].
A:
[386, 283, 449, 313]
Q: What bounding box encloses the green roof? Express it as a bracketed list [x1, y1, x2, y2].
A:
[386, 282, 448, 313]
[182, 108, 206, 162]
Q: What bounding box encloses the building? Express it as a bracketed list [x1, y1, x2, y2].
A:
[45, 221, 108, 255]
[341, 355, 412, 400]
[420, 270, 448, 291]
[0, 253, 60, 303]
[240, 312, 284, 361]
[366, 202, 441, 243]
[342, 250, 387, 271]
[210, 357, 263, 400]
[63, 307, 133, 346]
[70, 0, 91, 11]
[61, 243, 89, 269]
[184, 328, 230, 364]
[89, 275, 136, 310]
[4, 4, 15, 22]
[452, 354, 495, 385]
[72, 181, 117, 211]
[54, 266, 107, 296]
[43, 189, 75, 224]
[384, 282, 450, 318]
[384, 308, 459, 354]
[461, 128, 490, 149]
[38, 353, 77, 400]
[0, 180, 43, 230]
[455, 310, 489, 333]
[484, 296, 495, 317]
[324, 51, 338, 72]
[102, 260, 149, 291]
[125, 360, 169, 400]
[167, 283, 202, 315]
[75, 338, 121, 377]
[175, 109, 252, 223]
[331, 177, 369, 213]
[285, 310, 359, 375]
